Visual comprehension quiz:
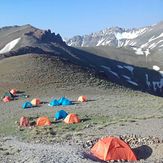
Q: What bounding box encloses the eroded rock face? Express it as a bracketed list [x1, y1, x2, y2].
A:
[0, 24, 66, 56]
[24, 28, 64, 45]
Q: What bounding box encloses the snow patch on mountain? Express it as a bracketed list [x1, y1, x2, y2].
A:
[133, 47, 150, 56]
[96, 39, 105, 46]
[115, 28, 147, 40]
[127, 80, 138, 86]
[124, 65, 134, 73]
[146, 74, 163, 92]
[0, 38, 21, 54]
[101, 65, 119, 77]
[133, 47, 144, 55]
[129, 41, 137, 46]
[149, 33, 163, 42]
[149, 43, 157, 49]
[159, 71, 163, 76]
[144, 49, 150, 56]
[117, 65, 124, 69]
[153, 65, 160, 71]
[122, 75, 131, 80]
[66, 22, 163, 53]
[153, 79, 163, 92]
[141, 34, 163, 49]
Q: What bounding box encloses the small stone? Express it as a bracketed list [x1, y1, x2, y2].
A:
[4, 152, 10, 155]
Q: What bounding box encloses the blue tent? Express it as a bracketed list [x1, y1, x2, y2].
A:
[62, 99, 72, 106]
[58, 97, 72, 106]
[49, 99, 60, 107]
[22, 102, 33, 109]
[55, 110, 68, 120]
[58, 97, 66, 105]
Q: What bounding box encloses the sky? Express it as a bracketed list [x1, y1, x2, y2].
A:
[0, 0, 163, 38]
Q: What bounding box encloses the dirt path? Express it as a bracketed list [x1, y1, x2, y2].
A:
[0, 136, 163, 163]
[0, 137, 94, 163]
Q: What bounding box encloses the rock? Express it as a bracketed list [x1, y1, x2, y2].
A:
[120, 134, 163, 147]
[4, 151, 10, 155]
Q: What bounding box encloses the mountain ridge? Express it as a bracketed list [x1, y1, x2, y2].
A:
[66, 21, 163, 54]
[1, 24, 163, 96]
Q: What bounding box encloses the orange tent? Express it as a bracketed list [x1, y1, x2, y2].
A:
[78, 96, 87, 102]
[10, 89, 17, 95]
[31, 98, 41, 106]
[91, 136, 137, 161]
[3, 96, 11, 103]
[36, 116, 51, 126]
[64, 113, 80, 124]
[19, 116, 30, 127]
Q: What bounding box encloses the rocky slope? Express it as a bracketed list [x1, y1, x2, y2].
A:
[0, 24, 163, 96]
[66, 21, 163, 55]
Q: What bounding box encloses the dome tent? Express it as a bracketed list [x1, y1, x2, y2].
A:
[3, 96, 11, 103]
[78, 95, 87, 102]
[91, 136, 137, 161]
[36, 116, 51, 126]
[31, 98, 41, 106]
[19, 116, 30, 127]
[58, 96, 66, 105]
[64, 113, 80, 124]
[49, 99, 60, 106]
[62, 98, 72, 106]
[54, 110, 68, 120]
[22, 102, 33, 109]
[10, 88, 17, 95]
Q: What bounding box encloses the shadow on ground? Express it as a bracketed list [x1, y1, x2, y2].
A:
[134, 145, 153, 160]
[80, 118, 91, 122]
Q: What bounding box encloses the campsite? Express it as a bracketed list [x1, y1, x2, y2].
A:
[0, 85, 163, 162]
[0, 1, 163, 162]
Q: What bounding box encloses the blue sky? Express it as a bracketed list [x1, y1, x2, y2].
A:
[0, 0, 163, 38]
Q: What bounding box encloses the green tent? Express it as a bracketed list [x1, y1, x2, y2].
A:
[2, 92, 15, 100]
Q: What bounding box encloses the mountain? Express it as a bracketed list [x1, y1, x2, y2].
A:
[66, 21, 163, 55]
[0, 24, 67, 58]
[0, 24, 114, 94]
[0, 24, 163, 96]
[66, 21, 163, 96]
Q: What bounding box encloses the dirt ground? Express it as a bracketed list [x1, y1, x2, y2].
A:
[0, 53, 163, 162]
[0, 86, 163, 163]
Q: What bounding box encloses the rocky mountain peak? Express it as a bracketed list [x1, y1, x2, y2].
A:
[66, 21, 163, 51]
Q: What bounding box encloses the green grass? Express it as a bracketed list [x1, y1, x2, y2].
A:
[0, 113, 163, 143]
[0, 117, 18, 136]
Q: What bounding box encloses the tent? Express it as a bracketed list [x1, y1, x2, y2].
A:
[55, 110, 68, 120]
[58, 97, 72, 106]
[36, 116, 51, 126]
[10, 89, 17, 95]
[64, 113, 80, 124]
[58, 97, 66, 105]
[91, 136, 137, 161]
[3, 96, 11, 103]
[31, 98, 41, 106]
[78, 96, 87, 102]
[22, 102, 33, 109]
[49, 99, 60, 106]
[62, 99, 72, 106]
[19, 116, 30, 127]
[2, 92, 15, 100]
